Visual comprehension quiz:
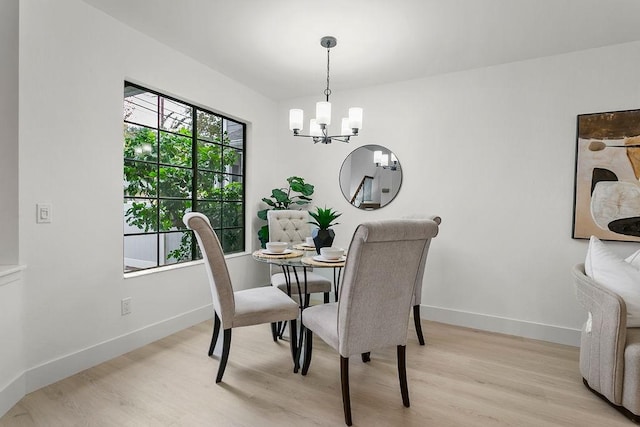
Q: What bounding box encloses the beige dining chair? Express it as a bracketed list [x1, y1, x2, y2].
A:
[183, 212, 299, 383]
[301, 219, 440, 426]
[267, 210, 332, 303]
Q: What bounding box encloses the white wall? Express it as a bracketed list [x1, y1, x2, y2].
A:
[278, 40, 640, 345]
[7, 0, 275, 406]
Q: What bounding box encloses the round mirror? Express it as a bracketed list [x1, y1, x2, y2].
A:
[339, 144, 402, 210]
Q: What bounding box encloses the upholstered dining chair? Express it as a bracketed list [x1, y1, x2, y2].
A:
[409, 214, 441, 345]
[267, 210, 332, 303]
[301, 219, 440, 426]
[183, 212, 299, 383]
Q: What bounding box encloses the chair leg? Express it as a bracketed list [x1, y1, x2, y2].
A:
[341, 356, 353, 426]
[278, 321, 287, 339]
[216, 329, 232, 383]
[301, 327, 313, 375]
[397, 345, 410, 407]
[361, 352, 371, 363]
[289, 319, 298, 372]
[270, 322, 278, 342]
[413, 305, 425, 345]
[209, 312, 221, 356]
[324, 292, 330, 303]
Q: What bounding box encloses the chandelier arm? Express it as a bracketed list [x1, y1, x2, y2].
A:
[326, 136, 351, 143]
[291, 133, 352, 144]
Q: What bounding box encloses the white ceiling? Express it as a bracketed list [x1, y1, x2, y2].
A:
[83, 0, 640, 101]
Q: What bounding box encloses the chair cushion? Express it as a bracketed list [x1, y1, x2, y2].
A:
[271, 272, 332, 295]
[303, 302, 339, 352]
[585, 236, 640, 327]
[232, 287, 299, 328]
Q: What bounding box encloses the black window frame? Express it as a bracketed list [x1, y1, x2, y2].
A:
[123, 81, 246, 273]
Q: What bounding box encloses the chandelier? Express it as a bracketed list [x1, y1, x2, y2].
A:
[374, 150, 399, 171]
[289, 36, 363, 144]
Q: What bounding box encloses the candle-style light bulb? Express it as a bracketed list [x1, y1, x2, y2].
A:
[348, 107, 363, 130]
[289, 109, 303, 131]
[309, 119, 322, 137]
[316, 102, 331, 126]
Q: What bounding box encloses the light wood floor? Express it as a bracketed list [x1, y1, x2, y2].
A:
[0, 320, 631, 426]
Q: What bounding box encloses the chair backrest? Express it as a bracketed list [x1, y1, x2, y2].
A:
[183, 212, 235, 329]
[337, 219, 439, 357]
[267, 210, 312, 244]
[411, 215, 441, 305]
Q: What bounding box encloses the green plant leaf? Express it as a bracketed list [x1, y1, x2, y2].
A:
[261, 197, 276, 207]
[257, 209, 269, 221]
[272, 188, 289, 204]
[308, 206, 342, 229]
[289, 177, 314, 196]
[257, 225, 269, 248]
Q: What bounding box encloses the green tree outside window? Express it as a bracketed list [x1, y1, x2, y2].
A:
[123, 83, 245, 272]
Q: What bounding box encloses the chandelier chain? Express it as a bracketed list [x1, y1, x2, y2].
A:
[324, 43, 331, 101]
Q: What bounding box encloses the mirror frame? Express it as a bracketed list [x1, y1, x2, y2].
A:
[339, 144, 403, 210]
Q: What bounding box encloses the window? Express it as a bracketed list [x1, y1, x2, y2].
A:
[123, 82, 245, 273]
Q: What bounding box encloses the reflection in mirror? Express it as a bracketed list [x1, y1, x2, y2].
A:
[339, 144, 402, 210]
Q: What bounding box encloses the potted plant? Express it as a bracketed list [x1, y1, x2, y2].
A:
[308, 206, 342, 254]
[257, 176, 314, 248]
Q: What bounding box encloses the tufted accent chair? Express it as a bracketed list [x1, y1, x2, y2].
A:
[267, 210, 332, 300]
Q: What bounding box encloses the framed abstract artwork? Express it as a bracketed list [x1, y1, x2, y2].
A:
[573, 109, 640, 242]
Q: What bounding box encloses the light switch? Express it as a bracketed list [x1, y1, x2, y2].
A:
[37, 203, 52, 224]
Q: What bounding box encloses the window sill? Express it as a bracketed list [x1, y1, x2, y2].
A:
[124, 251, 252, 279]
[0, 265, 25, 287]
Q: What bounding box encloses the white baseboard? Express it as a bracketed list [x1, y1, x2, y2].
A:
[421, 304, 581, 347]
[24, 304, 212, 394]
[0, 372, 25, 419]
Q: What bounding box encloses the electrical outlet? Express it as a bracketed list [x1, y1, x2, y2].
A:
[121, 297, 132, 316]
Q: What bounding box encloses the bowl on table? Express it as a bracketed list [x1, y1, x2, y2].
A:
[320, 247, 344, 260]
[266, 241, 288, 253]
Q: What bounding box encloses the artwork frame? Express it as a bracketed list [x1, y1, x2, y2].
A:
[573, 109, 640, 242]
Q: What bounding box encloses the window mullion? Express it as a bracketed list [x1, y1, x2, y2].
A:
[191, 109, 198, 261]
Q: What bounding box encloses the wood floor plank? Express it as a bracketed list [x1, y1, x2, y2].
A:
[0, 320, 631, 426]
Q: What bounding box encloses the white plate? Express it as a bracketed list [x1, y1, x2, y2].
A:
[313, 255, 346, 263]
[262, 249, 293, 255]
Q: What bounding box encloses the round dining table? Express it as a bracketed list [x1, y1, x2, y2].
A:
[252, 244, 345, 371]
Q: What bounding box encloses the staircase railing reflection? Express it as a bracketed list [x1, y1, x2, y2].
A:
[350, 175, 373, 206]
